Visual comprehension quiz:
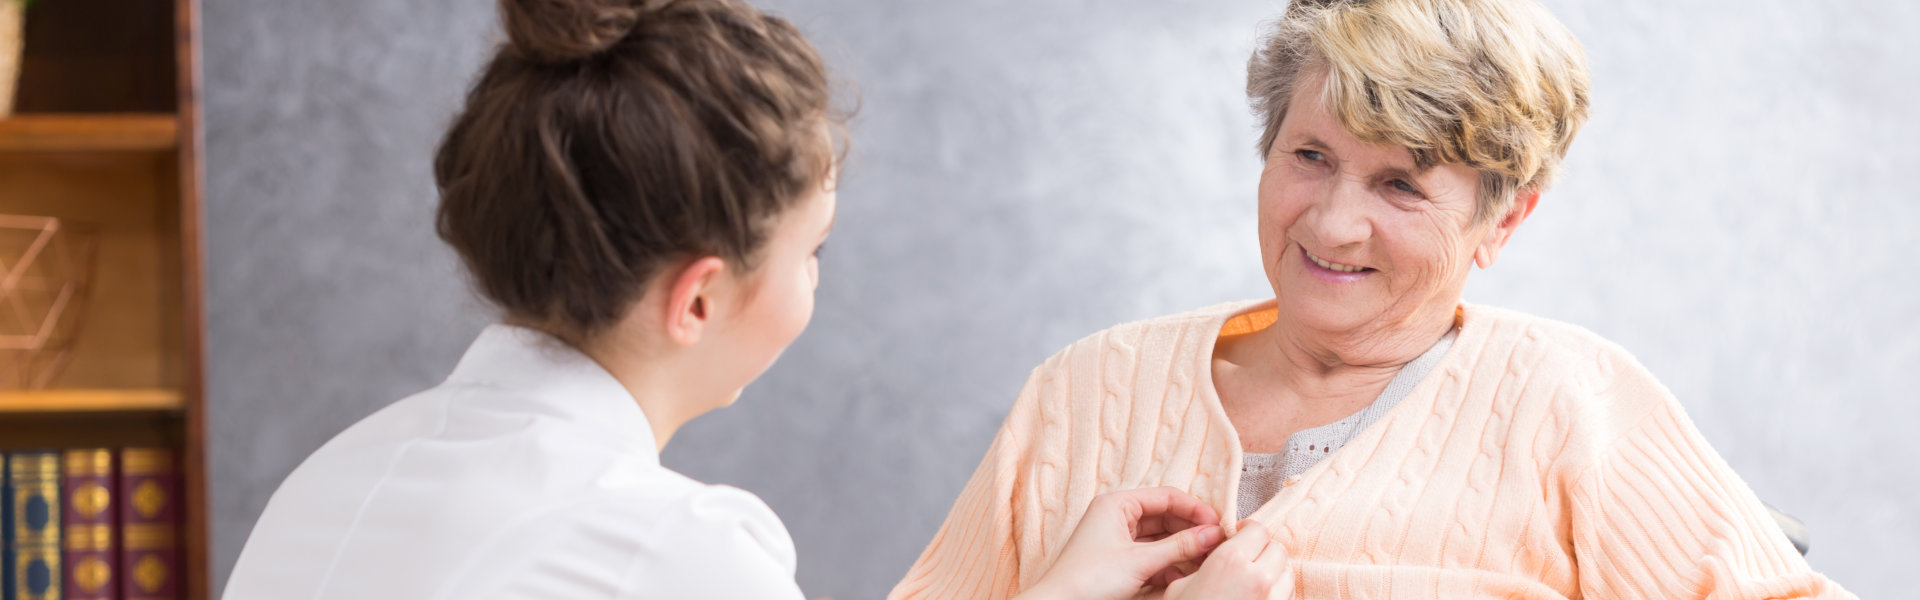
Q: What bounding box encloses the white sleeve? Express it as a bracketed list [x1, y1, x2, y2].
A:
[615, 484, 807, 600]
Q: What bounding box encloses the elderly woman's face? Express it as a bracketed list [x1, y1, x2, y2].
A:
[1257, 76, 1521, 337]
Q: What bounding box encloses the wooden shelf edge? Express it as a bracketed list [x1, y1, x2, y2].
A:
[0, 113, 180, 152]
[0, 388, 184, 413]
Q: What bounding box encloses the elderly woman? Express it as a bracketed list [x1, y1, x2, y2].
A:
[891, 0, 1855, 598]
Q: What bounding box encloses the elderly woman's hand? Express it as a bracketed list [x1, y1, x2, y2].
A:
[1015, 487, 1226, 600]
[1157, 520, 1290, 600]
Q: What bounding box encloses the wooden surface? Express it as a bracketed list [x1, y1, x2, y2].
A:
[0, 388, 183, 412]
[0, 411, 182, 450]
[0, 151, 183, 390]
[175, 0, 211, 596]
[1, 1, 205, 596]
[0, 114, 179, 151]
[13, 0, 176, 113]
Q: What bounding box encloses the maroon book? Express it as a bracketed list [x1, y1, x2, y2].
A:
[62, 449, 116, 600]
[118, 447, 178, 600]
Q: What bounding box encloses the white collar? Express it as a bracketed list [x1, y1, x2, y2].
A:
[443, 324, 659, 461]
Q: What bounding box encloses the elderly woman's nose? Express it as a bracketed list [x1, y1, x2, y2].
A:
[1302, 179, 1374, 247]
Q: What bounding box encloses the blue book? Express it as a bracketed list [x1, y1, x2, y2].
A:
[6, 451, 57, 600]
[3, 453, 13, 600]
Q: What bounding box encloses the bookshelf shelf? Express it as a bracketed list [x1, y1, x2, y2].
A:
[0, 113, 179, 152]
[0, 388, 184, 413]
[2, 0, 208, 596]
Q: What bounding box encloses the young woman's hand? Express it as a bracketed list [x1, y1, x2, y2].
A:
[1157, 520, 1291, 599]
[1016, 487, 1225, 600]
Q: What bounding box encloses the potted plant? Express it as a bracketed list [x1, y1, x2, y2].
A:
[0, 0, 23, 117]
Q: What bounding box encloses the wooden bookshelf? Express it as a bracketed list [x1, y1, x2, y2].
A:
[0, 113, 179, 151]
[1, 0, 207, 598]
[0, 389, 184, 413]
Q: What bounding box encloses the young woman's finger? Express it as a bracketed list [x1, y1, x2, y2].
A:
[1208, 520, 1272, 563]
[1252, 526, 1288, 567]
[1109, 487, 1221, 536]
[1139, 523, 1224, 569]
[1137, 512, 1206, 540]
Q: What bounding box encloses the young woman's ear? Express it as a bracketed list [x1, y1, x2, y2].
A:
[662, 256, 728, 346]
[1474, 188, 1541, 269]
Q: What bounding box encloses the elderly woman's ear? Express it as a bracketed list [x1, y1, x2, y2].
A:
[1473, 188, 1541, 269]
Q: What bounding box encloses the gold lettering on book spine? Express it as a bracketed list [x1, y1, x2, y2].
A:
[73, 557, 111, 591]
[71, 483, 110, 519]
[134, 555, 168, 593]
[62, 450, 111, 475]
[133, 480, 167, 518]
[120, 449, 173, 476]
[122, 524, 174, 549]
[63, 524, 111, 550]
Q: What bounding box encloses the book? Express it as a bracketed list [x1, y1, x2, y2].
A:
[7, 451, 60, 600]
[62, 449, 115, 600]
[3, 454, 13, 600]
[119, 447, 177, 600]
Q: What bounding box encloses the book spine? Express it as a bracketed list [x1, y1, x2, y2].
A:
[2, 454, 14, 600]
[119, 447, 178, 600]
[8, 451, 60, 600]
[62, 449, 115, 600]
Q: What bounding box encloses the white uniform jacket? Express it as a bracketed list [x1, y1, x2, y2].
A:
[224, 325, 804, 599]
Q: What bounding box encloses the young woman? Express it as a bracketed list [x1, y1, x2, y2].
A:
[221, 0, 1279, 597]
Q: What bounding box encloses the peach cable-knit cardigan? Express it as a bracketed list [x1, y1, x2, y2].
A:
[890, 300, 1852, 599]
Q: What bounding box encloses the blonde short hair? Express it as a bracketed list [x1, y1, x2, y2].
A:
[1248, 0, 1591, 218]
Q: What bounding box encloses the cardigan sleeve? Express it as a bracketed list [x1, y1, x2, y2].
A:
[889, 371, 1046, 600]
[1567, 381, 1855, 599]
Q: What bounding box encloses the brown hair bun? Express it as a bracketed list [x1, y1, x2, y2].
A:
[501, 0, 643, 63]
[436, 0, 844, 343]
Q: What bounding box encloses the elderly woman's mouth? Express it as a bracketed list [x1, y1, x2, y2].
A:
[1302, 245, 1375, 277]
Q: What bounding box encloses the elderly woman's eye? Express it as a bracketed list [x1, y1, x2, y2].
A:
[1295, 149, 1326, 163]
[1389, 178, 1421, 195]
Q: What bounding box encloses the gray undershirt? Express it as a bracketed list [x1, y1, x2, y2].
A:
[1235, 329, 1457, 520]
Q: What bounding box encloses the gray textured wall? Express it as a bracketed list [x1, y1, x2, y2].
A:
[203, 0, 1919, 598]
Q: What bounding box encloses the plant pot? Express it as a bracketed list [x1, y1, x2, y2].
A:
[0, 1, 20, 118]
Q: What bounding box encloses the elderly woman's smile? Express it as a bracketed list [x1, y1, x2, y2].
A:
[1300, 246, 1371, 275]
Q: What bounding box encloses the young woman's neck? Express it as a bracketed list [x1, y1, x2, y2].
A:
[574, 331, 719, 453]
